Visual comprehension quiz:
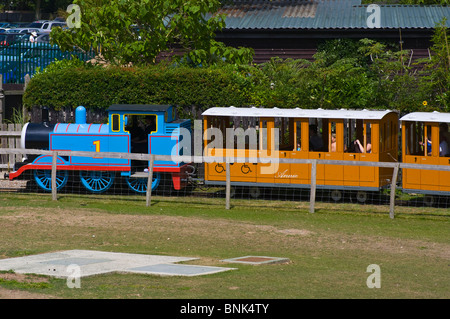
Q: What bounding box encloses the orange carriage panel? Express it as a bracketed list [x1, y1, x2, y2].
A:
[438, 157, 450, 192]
[289, 150, 311, 185]
[205, 148, 226, 182]
[343, 153, 360, 187]
[227, 148, 257, 183]
[274, 151, 293, 184]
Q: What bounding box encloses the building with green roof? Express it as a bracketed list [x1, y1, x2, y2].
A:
[215, 0, 449, 62]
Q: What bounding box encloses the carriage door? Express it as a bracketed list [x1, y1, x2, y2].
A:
[359, 121, 377, 188]
[419, 123, 439, 190]
[403, 122, 440, 191]
[257, 118, 276, 183]
[438, 120, 450, 192]
[308, 118, 327, 185]
[324, 120, 343, 186]
[343, 119, 360, 187]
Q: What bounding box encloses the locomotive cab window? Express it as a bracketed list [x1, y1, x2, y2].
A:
[111, 114, 120, 132]
[126, 114, 157, 153]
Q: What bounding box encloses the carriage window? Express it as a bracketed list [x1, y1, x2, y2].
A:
[440, 122, 450, 156]
[329, 121, 337, 152]
[275, 117, 292, 150]
[344, 119, 364, 153]
[260, 119, 268, 150]
[228, 116, 258, 150]
[309, 118, 326, 152]
[404, 122, 434, 156]
[363, 122, 372, 154]
[296, 120, 302, 151]
[406, 122, 450, 157]
[421, 124, 432, 156]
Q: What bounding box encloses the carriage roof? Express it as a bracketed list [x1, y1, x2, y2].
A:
[400, 111, 450, 123]
[202, 107, 395, 120]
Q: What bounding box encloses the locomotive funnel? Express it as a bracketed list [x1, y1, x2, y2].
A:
[75, 106, 86, 124]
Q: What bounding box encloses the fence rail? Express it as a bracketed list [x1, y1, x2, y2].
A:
[0, 125, 21, 169]
[2, 147, 450, 218]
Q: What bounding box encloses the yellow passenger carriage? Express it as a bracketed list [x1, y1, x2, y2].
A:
[202, 107, 398, 202]
[400, 112, 450, 205]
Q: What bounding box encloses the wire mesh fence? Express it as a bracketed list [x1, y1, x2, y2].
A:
[1, 148, 450, 218]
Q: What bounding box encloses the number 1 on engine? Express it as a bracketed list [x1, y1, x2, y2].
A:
[93, 140, 102, 158]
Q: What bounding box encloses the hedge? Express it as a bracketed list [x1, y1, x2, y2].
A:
[23, 64, 257, 113]
[23, 54, 435, 117]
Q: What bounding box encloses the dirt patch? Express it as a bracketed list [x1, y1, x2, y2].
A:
[0, 273, 57, 299]
[1, 206, 448, 261]
[0, 272, 49, 284]
[0, 287, 56, 299]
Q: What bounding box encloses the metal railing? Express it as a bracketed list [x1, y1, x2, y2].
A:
[0, 37, 95, 83]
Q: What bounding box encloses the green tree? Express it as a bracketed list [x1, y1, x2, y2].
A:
[418, 18, 450, 111]
[50, 0, 253, 66]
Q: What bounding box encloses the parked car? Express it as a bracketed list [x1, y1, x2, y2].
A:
[33, 33, 50, 43]
[18, 32, 50, 44]
[26, 21, 66, 34]
[0, 33, 26, 47]
[5, 28, 40, 34]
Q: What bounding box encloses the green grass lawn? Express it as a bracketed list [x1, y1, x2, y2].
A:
[0, 192, 449, 299]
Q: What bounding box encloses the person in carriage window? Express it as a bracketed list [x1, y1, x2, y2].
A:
[354, 135, 372, 153]
[309, 124, 323, 151]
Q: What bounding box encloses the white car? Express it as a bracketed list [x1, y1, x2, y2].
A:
[27, 21, 66, 34]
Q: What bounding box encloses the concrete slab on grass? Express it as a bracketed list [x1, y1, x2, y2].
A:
[221, 256, 290, 265]
[130, 263, 236, 277]
[0, 250, 235, 278]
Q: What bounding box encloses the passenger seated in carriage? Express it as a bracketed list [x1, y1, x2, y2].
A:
[309, 124, 323, 151]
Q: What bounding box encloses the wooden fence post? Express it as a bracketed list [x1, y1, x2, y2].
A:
[23, 74, 31, 122]
[0, 74, 4, 123]
[309, 159, 317, 213]
[389, 163, 400, 219]
[51, 151, 58, 201]
[226, 160, 231, 210]
[146, 155, 155, 207]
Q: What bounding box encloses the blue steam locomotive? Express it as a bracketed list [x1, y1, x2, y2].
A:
[9, 104, 192, 193]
